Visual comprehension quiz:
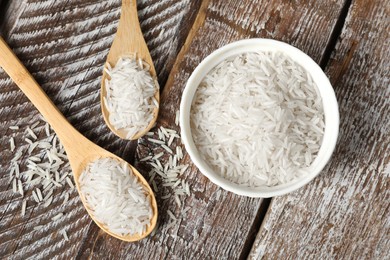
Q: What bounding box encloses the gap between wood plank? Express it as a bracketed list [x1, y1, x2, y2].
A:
[319, 0, 353, 69]
[0, 0, 11, 31]
[238, 198, 271, 260]
[239, 1, 354, 258]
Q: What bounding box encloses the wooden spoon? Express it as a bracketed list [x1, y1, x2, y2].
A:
[101, 0, 160, 140]
[0, 37, 158, 242]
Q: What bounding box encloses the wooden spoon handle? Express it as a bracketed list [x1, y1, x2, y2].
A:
[106, 0, 156, 76]
[0, 37, 81, 148]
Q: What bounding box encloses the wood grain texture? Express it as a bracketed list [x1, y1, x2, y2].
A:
[0, 0, 201, 258]
[85, 0, 346, 259]
[249, 0, 390, 259]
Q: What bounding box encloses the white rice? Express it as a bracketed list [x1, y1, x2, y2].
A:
[45, 123, 51, 137]
[161, 145, 173, 154]
[6, 118, 75, 237]
[190, 51, 325, 187]
[14, 163, 20, 178]
[18, 179, 24, 197]
[151, 180, 158, 192]
[140, 155, 153, 162]
[139, 124, 191, 226]
[167, 134, 175, 147]
[12, 178, 17, 192]
[148, 138, 165, 145]
[60, 229, 69, 241]
[33, 225, 43, 231]
[161, 194, 171, 199]
[26, 127, 37, 140]
[28, 142, 38, 154]
[43, 196, 53, 207]
[175, 111, 180, 126]
[167, 210, 176, 220]
[51, 212, 64, 221]
[79, 158, 153, 236]
[65, 177, 74, 189]
[10, 137, 15, 152]
[32, 190, 39, 203]
[44, 189, 53, 201]
[12, 152, 22, 162]
[30, 121, 40, 129]
[152, 152, 164, 160]
[9, 167, 15, 181]
[63, 193, 69, 204]
[104, 56, 159, 139]
[174, 195, 181, 207]
[21, 200, 26, 216]
[36, 188, 43, 201]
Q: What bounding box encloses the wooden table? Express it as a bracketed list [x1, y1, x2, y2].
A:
[0, 0, 388, 259]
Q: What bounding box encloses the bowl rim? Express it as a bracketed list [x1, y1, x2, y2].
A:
[180, 38, 339, 198]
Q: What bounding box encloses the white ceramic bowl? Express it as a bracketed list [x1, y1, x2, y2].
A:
[180, 39, 339, 198]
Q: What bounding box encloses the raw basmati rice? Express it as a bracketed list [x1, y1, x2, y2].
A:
[12, 151, 22, 162]
[79, 158, 153, 236]
[10, 137, 15, 152]
[161, 194, 171, 199]
[167, 210, 176, 220]
[63, 192, 69, 204]
[148, 138, 165, 145]
[9, 167, 15, 181]
[18, 179, 24, 197]
[152, 180, 158, 192]
[43, 196, 53, 207]
[30, 122, 39, 130]
[190, 51, 325, 187]
[36, 188, 43, 201]
[14, 163, 20, 178]
[139, 123, 190, 211]
[65, 176, 74, 189]
[6, 117, 75, 243]
[45, 123, 51, 137]
[175, 111, 180, 126]
[103, 56, 159, 139]
[33, 225, 43, 231]
[21, 200, 26, 216]
[32, 190, 39, 203]
[60, 229, 69, 241]
[26, 127, 37, 140]
[44, 189, 53, 201]
[161, 145, 173, 154]
[140, 155, 153, 162]
[28, 142, 38, 154]
[52, 212, 64, 221]
[152, 152, 164, 160]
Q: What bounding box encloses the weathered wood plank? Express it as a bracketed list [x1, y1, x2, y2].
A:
[88, 0, 347, 259]
[0, 1, 122, 258]
[0, 0, 201, 258]
[249, 0, 390, 259]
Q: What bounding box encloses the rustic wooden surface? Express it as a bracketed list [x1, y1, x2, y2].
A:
[0, 0, 388, 259]
[249, 0, 390, 259]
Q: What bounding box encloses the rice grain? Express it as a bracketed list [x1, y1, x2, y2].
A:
[190, 51, 324, 187]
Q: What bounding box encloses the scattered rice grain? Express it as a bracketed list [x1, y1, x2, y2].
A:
[10, 137, 15, 152]
[52, 212, 64, 221]
[21, 200, 27, 216]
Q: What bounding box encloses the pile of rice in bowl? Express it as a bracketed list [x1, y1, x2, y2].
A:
[190, 51, 325, 187]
